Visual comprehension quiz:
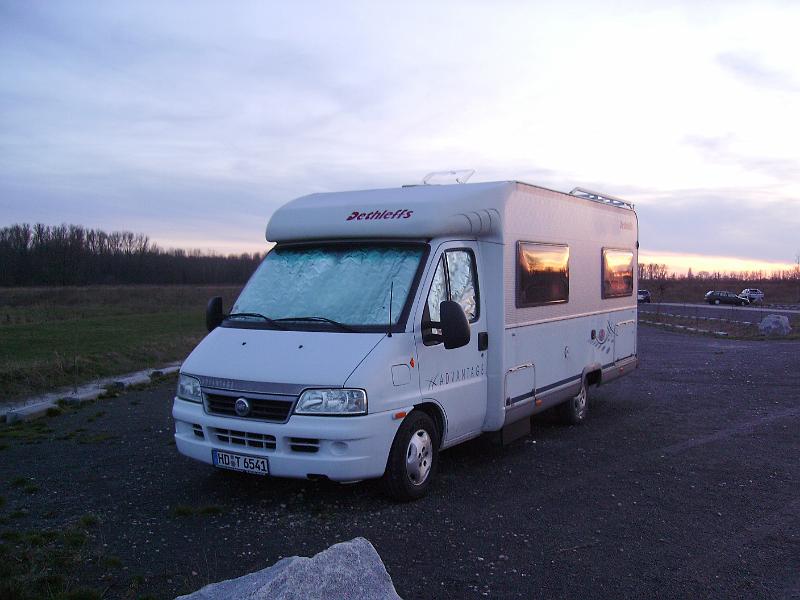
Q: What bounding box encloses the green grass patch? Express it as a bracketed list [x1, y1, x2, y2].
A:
[0, 284, 242, 401]
[0, 421, 56, 445]
[0, 523, 104, 600]
[78, 514, 99, 528]
[102, 555, 123, 569]
[76, 432, 116, 445]
[198, 504, 223, 515]
[639, 312, 800, 340]
[171, 505, 194, 517]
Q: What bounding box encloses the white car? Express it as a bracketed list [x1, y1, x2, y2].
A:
[739, 288, 764, 303]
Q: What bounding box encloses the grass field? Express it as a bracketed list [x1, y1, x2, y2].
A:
[640, 278, 800, 304]
[638, 311, 800, 339]
[0, 285, 242, 402]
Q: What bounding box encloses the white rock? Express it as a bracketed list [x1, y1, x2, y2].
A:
[177, 537, 401, 600]
[758, 314, 792, 336]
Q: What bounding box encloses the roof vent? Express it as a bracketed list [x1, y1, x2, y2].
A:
[422, 169, 475, 185]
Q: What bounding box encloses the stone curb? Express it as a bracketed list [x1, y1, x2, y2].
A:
[640, 310, 757, 326]
[0, 364, 181, 424]
[640, 319, 728, 337]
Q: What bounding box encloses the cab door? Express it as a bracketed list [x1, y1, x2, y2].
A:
[414, 243, 488, 444]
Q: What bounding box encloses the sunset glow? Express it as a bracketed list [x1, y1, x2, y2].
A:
[639, 251, 798, 276]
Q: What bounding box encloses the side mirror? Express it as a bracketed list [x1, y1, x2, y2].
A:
[206, 296, 224, 332]
[440, 300, 470, 349]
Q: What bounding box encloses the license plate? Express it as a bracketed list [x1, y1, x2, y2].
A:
[212, 449, 269, 475]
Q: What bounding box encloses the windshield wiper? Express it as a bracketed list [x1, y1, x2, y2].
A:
[226, 312, 286, 329]
[274, 316, 357, 332]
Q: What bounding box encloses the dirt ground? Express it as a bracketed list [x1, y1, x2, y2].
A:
[1, 326, 798, 599]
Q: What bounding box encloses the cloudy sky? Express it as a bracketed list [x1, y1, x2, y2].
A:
[1, 0, 798, 273]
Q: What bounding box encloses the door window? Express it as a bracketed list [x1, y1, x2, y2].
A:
[446, 250, 478, 321]
[422, 249, 479, 345]
[426, 256, 448, 323]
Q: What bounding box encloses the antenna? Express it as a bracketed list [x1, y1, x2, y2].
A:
[422, 169, 475, 185]
[387, 281, 394, 338]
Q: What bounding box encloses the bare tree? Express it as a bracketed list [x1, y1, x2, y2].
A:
[795, 251, 800, 301]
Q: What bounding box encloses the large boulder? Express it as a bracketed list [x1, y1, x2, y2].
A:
[177, 537, 401, 600]
[758, 314, 792, 336]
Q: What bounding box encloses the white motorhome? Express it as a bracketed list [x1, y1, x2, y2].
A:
[173, 181, 638, 500]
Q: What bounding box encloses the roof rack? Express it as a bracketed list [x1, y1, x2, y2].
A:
[569, 187, 635, 210]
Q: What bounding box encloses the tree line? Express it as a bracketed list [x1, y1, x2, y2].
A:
[0, 224, 265, 286]
[638, 263, 800, 282]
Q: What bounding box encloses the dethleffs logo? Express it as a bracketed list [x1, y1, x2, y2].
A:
[346, 209, 413, 221]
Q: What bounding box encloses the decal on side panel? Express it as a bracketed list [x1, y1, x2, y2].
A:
[426, 361, 486, 390]
[589, 320, 617, 355]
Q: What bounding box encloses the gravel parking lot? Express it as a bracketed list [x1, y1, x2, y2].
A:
[1, 326, 799, 599]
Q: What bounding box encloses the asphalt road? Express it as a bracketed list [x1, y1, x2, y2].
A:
[640, 302, 800, 324]
[1, 326, 799, 599]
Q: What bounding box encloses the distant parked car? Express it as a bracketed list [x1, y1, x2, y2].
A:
[637, 289, 651, 303]
[705, 291, 749, 306]
[739, 288, 764, 303]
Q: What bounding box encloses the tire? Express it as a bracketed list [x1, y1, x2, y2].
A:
[382, 411, 439, 501]
[558, 379, 588, 425]
[714, 299, 720, 305]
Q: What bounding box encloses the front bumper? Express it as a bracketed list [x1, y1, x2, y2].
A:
[172, 398, 403, 482]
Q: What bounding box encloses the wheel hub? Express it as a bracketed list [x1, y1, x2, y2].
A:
[405, 429, 432, 486]
[574, 386, 587, 416]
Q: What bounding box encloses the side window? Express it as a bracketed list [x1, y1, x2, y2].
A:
[602, 248, 634, 298]
[516, 242, 569, 307]
[422, 249, 479, 345]
[426, 257, 447, 322]
[445, 250, 478, 321]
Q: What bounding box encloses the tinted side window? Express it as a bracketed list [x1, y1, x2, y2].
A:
[602, 248, 634, 298]
[516, 242, 569, 307]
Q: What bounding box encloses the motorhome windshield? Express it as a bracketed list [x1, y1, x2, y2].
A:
[228, 243, 427, 331]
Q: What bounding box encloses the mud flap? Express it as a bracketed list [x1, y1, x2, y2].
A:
[491, 417, 531, 446]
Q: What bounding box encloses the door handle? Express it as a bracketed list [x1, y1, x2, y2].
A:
[478, 332, 488, 351]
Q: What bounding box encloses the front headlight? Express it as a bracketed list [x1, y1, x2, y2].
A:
[176, 373, 203, 403]
[295, 389, 367, 416]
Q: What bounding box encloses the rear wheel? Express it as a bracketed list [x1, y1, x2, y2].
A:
[382, 411, 439, 501]
[714, 299, 720, 305]
[558, 379, 588, 425]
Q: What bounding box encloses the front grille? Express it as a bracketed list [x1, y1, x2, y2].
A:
[289, 437, 320, 453]
[214, 428, 277, 450]
[205, 393, 293, 422]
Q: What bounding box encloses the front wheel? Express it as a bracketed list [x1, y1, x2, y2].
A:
[558, 379, 588, 425]
[382, 411, 440, 501]
[714, 299, 720, 305]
